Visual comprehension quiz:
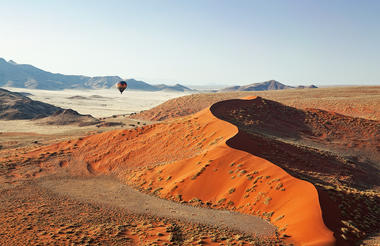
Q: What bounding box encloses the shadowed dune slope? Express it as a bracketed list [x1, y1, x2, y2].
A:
[217, 96, 380, 185]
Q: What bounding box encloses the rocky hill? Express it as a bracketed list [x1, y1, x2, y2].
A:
[35, 109, 100, 126]
[0, 88, 62, 120]
[220, 80, 317, 92]
[0, 88, 99, 125]
[154, 83, 194, 92]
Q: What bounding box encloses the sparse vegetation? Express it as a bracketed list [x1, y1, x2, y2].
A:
[217, 198, 226, 204]
[253, 176, 263, 184]
[153, 187, 163, 195]
[262, 211, 274, 220]
[274, 215, 285, 222]
[263, 197, 272, 205]
[275, 183, 283, 190]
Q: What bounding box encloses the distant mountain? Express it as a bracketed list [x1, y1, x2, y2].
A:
[154, 83, 194, 92]
[0, 58, 194, 91]
[124, 79, 161, 91]
[219, 80, 317, 92]
[220, 80, 292, 92]
[0, 88, 62, 120]
[0, 58, 120, 90]
[296, 85, 318, 89]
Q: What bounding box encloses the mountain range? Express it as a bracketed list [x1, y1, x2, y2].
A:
[0, 58, 193, 92]
[0, 58, 318, 93]
[219, 80, 317, 92]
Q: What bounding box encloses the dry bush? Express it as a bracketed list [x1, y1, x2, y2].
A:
[52, 153, 94, 177]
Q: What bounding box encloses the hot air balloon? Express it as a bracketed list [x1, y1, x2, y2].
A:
[116, 81, 127, 94]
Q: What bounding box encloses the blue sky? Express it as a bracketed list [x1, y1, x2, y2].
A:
[1, 0, 379, 86]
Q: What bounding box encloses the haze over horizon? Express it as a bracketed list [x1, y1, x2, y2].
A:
[1, 0, 379, 86]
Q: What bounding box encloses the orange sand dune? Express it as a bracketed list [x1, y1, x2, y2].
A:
[15, 98, 335, 245]
[126, 103, 334, 245]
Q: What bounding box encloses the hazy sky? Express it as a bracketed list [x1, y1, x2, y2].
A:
[1, 0, 379, 86]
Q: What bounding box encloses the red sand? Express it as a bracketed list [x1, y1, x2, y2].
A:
[7, 98, 340, 245]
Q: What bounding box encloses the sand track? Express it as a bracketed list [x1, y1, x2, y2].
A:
[38, 175, 276, 237]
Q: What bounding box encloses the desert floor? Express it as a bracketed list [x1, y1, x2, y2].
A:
[1, 87, 379, 245]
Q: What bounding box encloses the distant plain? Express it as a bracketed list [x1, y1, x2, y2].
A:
[2, 87, 194, 118]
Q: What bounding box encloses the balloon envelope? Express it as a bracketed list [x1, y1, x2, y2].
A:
[116, 81, 127, 94]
